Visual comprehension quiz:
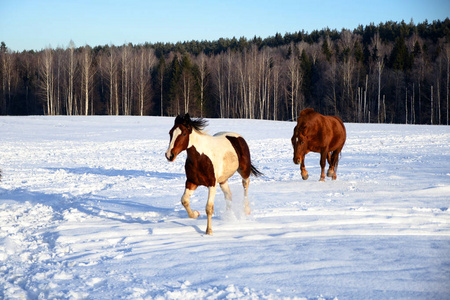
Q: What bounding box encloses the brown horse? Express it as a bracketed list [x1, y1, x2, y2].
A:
[291, 108, 346, 181]
[165, 114, 262, 235]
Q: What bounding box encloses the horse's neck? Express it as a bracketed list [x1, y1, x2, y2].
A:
[188, 130, 211, 153]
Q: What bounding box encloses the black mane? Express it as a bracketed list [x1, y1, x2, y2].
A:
[175, 113, 208, 132]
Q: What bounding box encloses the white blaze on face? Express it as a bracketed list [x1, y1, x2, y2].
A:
[165, 127, 182, 160]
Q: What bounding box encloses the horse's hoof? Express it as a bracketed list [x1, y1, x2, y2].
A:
[192, 211, 200, 219]
[244, 206, 251, 215]
[319, 178, 325, 182]
[205, 228, 213, 235]
[302, 174, 309, 180]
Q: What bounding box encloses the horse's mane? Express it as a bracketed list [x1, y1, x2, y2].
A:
[299, 108, 315, 117]
[175, 113, 208, 132]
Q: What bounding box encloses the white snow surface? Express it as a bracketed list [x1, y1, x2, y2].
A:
[1, 116, 449, 299]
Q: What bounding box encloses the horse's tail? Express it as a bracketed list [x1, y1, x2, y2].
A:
[226, 135, 263, 178]
[334, 148, 343, 172]
[250, 163, 263, 177]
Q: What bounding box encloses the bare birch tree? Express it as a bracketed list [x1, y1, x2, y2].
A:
[445, 43, 450, 125]
[1, 48, 14, 114]
[258, 47, 271, 119]
[81, 45, 94, 115]
[65, 41, 75, 115]
[181, 54, 193, 114]
[248, 45, 259, 119]
[213, 53, 225, 118]
[121, 45, 129, 115]
[137, 48, 155, 116]
[236, 51, 248, 118]
[370, 32, 386, 123]
[226, 50, 232, 118]
[339, 30, 358, 119]
[196, 52, 208, 117]
[100, 46, 120, 115]
[271, 55, 281, 120]
[40, 47, 55, 115]
[286, 43, 302, 120]
[157, 56, 165, 116]
[0, 42, 6, 114]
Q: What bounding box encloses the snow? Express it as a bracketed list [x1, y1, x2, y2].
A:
[1, 115, 449, 299]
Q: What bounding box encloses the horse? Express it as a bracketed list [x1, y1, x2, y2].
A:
[291, 108, 346, 181]
[165, 113, 262, 235]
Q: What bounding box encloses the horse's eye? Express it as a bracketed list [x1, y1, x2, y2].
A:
[182, 133, 187, 136]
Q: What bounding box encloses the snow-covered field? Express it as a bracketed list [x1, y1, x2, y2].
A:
[1, 116, 449, 300]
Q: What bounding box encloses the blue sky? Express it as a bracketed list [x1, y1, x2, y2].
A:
[1, 0, 449, 52]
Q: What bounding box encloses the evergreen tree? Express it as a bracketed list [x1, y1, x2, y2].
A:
[322, 38, 332, 61]
[157, 56, 166, 116]
[390, 36, 413, 70]
[300, 49, 313, 105]
[168, 55, 182, 115]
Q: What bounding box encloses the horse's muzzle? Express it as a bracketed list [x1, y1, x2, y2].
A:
[294, 158, 302, 165]
[165, 151, 175, 162]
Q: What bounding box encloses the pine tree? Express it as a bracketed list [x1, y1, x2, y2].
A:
[168, 55, 182, 115]
[322, 38, 332, 61]
[390, 36, 413, 71]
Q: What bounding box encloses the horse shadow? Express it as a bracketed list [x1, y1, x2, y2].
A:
[171, 221, 204, 234]
[45, 167, 185, 180]
[0, 185, 180, 227]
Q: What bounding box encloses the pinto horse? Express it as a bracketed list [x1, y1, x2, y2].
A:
[291, 108, 346, 181]
[165, 114, 262, 235]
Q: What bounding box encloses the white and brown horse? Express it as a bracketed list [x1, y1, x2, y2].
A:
[165, 114, 262, 235]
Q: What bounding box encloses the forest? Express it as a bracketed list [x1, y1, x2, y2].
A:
[1, 18, 449, 124]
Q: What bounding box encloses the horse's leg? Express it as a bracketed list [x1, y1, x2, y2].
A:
[326, 152, 335, 178]
[219, 181, 232, 210]
[329, 148, 342, 180]
[237, 167, 252, 215]
[319, 150, 327, 181]
[205, 185, 217, 235]
[242, 177, 251, 215]
[300, 155, 309, 180]
[181, 182, 200, 219]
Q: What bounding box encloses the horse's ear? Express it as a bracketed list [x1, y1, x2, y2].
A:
[182, 114, 192, 132]
[175, 115, 183, 125]
[300, 108, 315, 117]
[184, 113, 194, 132]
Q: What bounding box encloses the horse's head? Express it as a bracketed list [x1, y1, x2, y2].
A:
[291, 123, 308, 165]
[165, 114, 208, 162]
[165, 114, 192, 162]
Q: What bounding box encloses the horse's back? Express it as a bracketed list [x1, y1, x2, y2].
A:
[213, 132, 254, 179]
[213, 131, 241, 138]
[324, 115, 346, 150]
[296, 109, 346, 150]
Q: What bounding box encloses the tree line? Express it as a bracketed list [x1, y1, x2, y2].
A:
[1, 18, 449, 124]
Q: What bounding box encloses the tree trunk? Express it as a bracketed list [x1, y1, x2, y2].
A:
[377, 60, 382, 123]
[431, 85, 434, 125]
[405, 88, 408, 124]
[447, 46, 450, 125]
